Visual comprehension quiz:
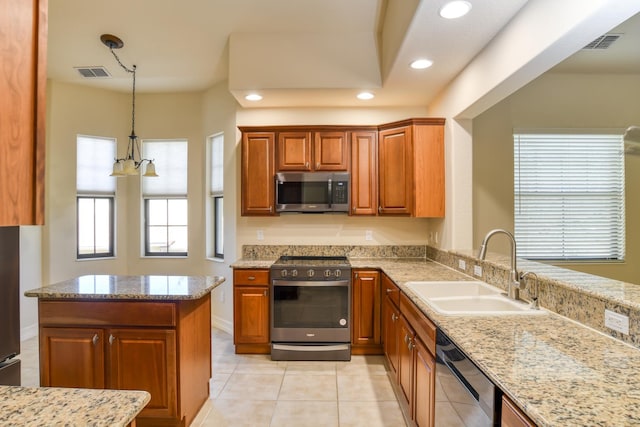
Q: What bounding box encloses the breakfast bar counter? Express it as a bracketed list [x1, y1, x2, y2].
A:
[0, 385, 150, 427]
[25, 274, 225, 427]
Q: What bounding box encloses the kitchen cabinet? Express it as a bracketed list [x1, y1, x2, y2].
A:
[38, 297, 211, 427]
[277, 130, 349, 171]
[240, 130, 276, 216]
[502, 395, 536, 427]
[378, 118, 445, 217]
[0, 0, 47, 225]
[350, 131, 378, 215]
[384, 281, 436, 427]
[233, 269, 271, 354]
[351, 269, 382, 354]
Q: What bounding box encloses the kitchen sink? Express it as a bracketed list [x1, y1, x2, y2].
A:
[404, 280, 546, 316]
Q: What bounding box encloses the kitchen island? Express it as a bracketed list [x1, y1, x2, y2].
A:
[0, 385, 150, 426]
[25, 274, 224, 427]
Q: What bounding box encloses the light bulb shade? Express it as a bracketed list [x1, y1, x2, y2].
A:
[110, 161, 125, 177]
[143, 161, 159, 177]
[623, 126, 640, 155]
[123, 158, 137, 175]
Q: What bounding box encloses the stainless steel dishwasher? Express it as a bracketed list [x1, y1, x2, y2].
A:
[435, 329, 500, 426]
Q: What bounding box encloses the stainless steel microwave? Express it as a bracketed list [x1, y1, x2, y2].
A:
[275, 172, 350, 213]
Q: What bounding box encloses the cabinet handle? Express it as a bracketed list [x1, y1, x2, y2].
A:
[404, 334, 409, 344]
[316, 162, 320, 169]
[269, 206, 273, 213]
[354, 273, 359, 279]
[92, 334, 99, 346]
[248, 276, 256, 281]
[378, 206, 382, 213]
[109, 334, 115, 345]
[263, 290, 268, 297]
[305, 162, 309, 168]
[408, 339, 415, 351]
[352, 206, 356, 213]
[386, 288, 395, 294]
[391, 313, 398, 322]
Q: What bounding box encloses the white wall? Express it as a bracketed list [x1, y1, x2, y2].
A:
[473, 72, 640, 283]
[19, 226, 41, 340]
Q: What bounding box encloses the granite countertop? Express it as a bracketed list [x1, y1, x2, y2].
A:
[232, 256, 640, 426]
[0, 386, 150, 426]
[24, 275, 225, 300]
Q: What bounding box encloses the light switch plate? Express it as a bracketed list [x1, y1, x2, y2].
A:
[474, 265, 483, 277]
[458, 259, 466, 270]
[605, 309, 629, 334]
[257, 230, 264, 240]
[365, 230, 373, 241]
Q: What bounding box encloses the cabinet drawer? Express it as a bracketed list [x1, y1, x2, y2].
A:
[39, 300, 176, 327]
[234, 269, 270, 285]
[400, 293, 436, 355]
[381, 273, 400, 307]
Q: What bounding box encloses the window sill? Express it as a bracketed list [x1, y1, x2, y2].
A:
[207, 257, 225, 263]
[76, 256, 116, 261]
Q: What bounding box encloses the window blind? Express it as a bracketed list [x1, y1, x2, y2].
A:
[142, 140, 188, 196]
[514, 133, 625, 260]
[210, 134, 223, 194]
[76, 135, 116, 194]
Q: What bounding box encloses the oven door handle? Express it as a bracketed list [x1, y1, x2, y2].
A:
[272, 279, 350, 287]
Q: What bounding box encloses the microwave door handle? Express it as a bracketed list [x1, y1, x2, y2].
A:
[327, 178, 332, 208]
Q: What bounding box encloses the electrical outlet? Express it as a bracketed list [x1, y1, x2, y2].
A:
[434, 232, 439, 244]
[257, 230, 264, 240]
[458, 259, 466, 270]
[474, 265, 483, 277]
[218, 290, 225, 302]
[365, 230, 373, 241]
[605, 309, 629, 334]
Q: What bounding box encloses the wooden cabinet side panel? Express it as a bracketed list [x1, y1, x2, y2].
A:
[108, 328, 178, 420]
[351, 270, 381, 347]
[378, 127, 413, 215]
[233, 286, 270, 344]
[0, 0, 47, 225]
[350, 131, 378, 215]
[177, 295, 212, 427]
[501, 395, 536, 427]
[277, 131, 312, 170]
[414, 337, 435, 427]
[314, 131, 349, 170]
[40, 327, 105, 389]
[413, 123, 445, 218]
[242, 132, 275, 215]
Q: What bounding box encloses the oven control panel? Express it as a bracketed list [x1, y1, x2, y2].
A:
[273, 267, 350, 281]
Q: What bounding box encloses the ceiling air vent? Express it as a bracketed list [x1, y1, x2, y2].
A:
[583, 34, 621, 50]
[75, 66, 111, 78]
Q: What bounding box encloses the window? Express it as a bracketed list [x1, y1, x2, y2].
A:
[76, 135, 116, 258]
[514, 131, 625, 260]
[210, 134, 224, 258]
[142, 140, 188, 256]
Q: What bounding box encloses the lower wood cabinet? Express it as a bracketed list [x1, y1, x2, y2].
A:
[351, 269, 382, 354]
[502, 395, 536, 427]
[233, 269, 271, 354]
[38, 297, 211, 427]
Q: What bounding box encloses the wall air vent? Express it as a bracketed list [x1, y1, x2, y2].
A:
[75, 66, 111, 78]
[583, 34, 621, 50]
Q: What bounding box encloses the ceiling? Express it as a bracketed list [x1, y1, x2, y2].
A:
[47, 1, 639, 109]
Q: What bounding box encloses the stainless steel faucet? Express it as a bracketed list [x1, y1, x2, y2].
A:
[477, 229, 521, 300]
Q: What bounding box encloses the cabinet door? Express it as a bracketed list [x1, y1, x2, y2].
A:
[40, 327, 105, 389]
[108, 328, 178, 421]
[502, 395, 536, 427]
[350, 131, 377, 215]
[277, 131, 312, 171]
[413, 122, 445, 218]
[414, 337, 435, 427]
[242, 132, 276, 215]
[382, 295, 400, 377]
[397, 315, 415, 407]
[234, 285, 270, 344]
[314, 131, 348, 171]
[351, 270, 381, 351]
[0, 0, 46, 225]
[378, 126, 413, 215]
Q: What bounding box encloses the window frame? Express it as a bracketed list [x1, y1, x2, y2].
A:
[208, 133, 224, 260]
[213, 195, 223, 259]
[143, 197, 188, 257]
[76, 195, 115, 259]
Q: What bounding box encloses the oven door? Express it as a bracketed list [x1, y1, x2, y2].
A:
[271, 279, 350, 343]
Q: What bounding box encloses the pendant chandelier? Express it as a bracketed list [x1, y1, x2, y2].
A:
[101, 34, 158, 177]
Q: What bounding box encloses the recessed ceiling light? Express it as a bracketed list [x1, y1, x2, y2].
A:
[439, 1, 472, 19]
[410, 59, 433, 70]
[245, 93, 262, 101]
[357, 92, 374, 100]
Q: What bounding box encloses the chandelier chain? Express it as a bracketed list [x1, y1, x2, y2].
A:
[108, 47, 137, 136]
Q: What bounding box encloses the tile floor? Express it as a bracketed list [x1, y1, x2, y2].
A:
[19, 328, 407, 427]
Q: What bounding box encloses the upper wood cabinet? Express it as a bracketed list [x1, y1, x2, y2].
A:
[240, 131, 276, 216]
[350, 131, 378, 215]
[277, 130, 349, 171]
[0, 0, 47, 225]
[378, 118, 445, 218]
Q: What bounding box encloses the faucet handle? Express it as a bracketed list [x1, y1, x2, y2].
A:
[519, 271, 540, 309]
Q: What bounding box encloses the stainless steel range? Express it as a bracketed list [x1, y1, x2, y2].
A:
[270, 255, 351, 361]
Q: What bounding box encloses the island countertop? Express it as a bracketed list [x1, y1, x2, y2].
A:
[0, 386, 150, 426]
[24, 274, 225, 300]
